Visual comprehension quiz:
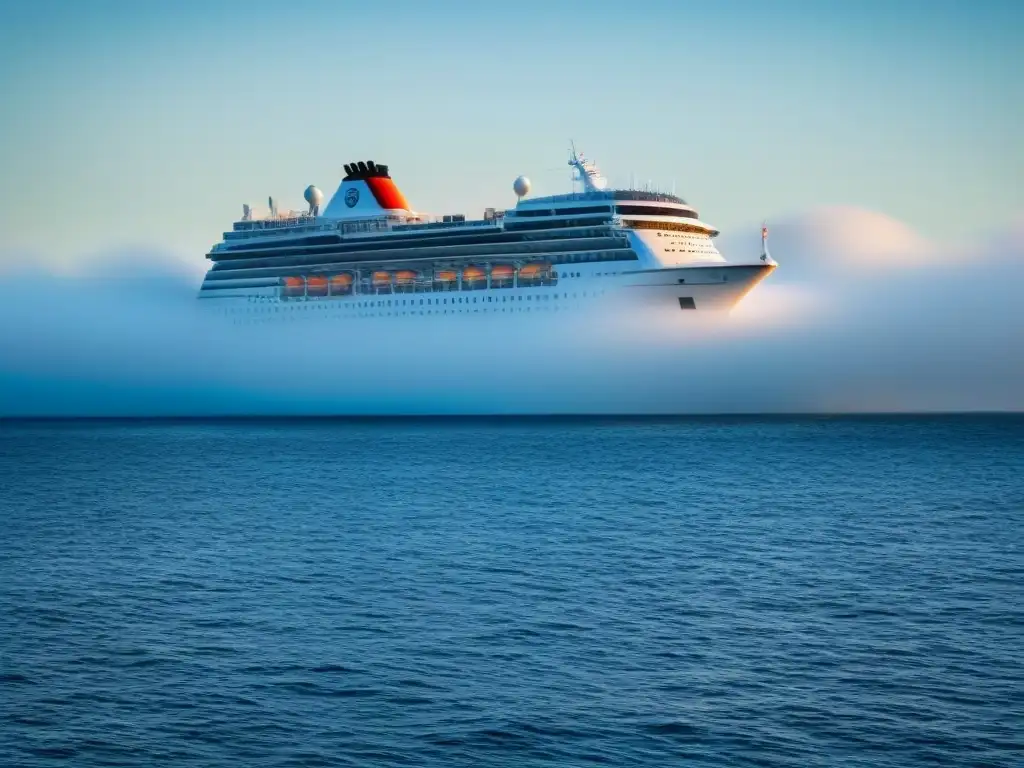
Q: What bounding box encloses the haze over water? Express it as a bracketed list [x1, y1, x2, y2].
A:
[3, 416, 1022, 766]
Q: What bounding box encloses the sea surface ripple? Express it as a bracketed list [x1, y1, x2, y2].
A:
[1, 416, 1022, 766]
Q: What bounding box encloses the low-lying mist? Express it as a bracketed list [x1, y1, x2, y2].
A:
[2, 207, 1021, 416]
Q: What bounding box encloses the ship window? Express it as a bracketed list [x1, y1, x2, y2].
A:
[679, 297, 696, 310]
[512, 205, 611, 217]
[616, 205, 698, 218]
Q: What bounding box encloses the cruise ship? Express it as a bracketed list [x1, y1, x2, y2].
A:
[199, 149, 776, 322]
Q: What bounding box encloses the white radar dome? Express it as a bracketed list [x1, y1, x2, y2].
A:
[513, 175, 531, 198]
[304, 185, 324, 207]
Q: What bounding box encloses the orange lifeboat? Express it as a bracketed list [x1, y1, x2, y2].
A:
[394, 270, 418, 284]
[306, 275, 328, 296]
[282, 276, 305, 297]
[434, 270, 457, 282]
[518, 262, 550, 278]
[490, 264, 514, 282]
[329, 273, 353, 295]
[372, 271, 392, 291]
[462, 266, 485, 284]
[518, 262, 552, 285]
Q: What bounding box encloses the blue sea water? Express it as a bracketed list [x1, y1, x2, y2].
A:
[1, 416, 1022, 767]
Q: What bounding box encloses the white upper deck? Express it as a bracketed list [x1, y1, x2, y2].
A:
[215, 149, 718, 251]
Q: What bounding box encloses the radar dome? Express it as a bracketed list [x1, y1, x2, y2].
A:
[304, 185, 324, 215]
[513, 175, 531, 198]
[304, 185, 324, 207]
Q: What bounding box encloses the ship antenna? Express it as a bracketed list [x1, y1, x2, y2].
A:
[761, 221, 770, 262]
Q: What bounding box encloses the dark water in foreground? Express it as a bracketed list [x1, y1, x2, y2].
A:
[1, 416, 1022, 767]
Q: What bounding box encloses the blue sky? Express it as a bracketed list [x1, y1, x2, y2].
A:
[1, 0, 1021, 262]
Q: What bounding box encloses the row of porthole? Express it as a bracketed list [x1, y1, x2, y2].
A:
[227, 304, 589, 324]
[226, 292, 602, 314]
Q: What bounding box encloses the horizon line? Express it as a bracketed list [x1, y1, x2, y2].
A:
[2, 412, 1022, 425]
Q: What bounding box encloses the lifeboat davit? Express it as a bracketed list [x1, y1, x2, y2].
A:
[462, 266, 486, 284]
[306, 275, 328, 296]
[283, 276, 305, 297]
[329, 273, 353, 295]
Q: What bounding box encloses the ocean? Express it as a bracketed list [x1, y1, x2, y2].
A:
[1, 416, 1021, 766]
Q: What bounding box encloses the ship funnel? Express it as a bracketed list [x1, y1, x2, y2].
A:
[321, 160, 412, 219]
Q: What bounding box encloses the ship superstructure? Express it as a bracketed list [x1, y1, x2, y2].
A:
[199, 150, 776, 321]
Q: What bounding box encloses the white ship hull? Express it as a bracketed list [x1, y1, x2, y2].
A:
[204, 262, 775, 325]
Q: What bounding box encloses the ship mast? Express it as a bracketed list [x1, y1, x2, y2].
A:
[568, 142, 608, 193]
